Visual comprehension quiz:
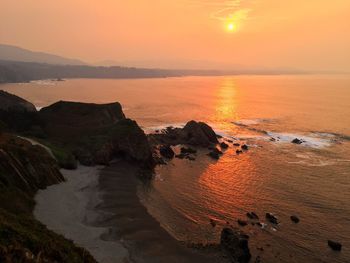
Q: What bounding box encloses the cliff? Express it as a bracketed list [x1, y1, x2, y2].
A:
[0, 133, 97, 263]
[39, 101, 153, 168]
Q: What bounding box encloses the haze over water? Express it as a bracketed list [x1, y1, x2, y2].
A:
[2, 75, 350, 262]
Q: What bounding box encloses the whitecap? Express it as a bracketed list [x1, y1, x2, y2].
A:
[267, 132, 332, 149]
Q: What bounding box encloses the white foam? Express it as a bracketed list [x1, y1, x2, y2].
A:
[267, 132, 332, 149]
[232, 118, 272, 126]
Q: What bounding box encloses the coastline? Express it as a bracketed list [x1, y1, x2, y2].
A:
[34, 160, 227, 263]
[34, 165, 130, 263]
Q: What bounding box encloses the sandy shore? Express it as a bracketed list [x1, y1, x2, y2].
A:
[34, 160, 226, 263]
[34, 165, 130, 263]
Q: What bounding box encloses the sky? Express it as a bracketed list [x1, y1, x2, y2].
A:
[1, 0, 350, 71]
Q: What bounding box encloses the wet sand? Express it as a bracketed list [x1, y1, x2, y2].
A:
[34, 166, 130, 263]
[95, 159, 227, 263]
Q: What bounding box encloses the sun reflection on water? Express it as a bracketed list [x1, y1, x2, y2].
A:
[211, 78, 239, 132]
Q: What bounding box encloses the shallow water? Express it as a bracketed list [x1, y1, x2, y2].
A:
[2, 75, 350, 262]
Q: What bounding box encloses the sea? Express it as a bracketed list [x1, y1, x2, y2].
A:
[2, 75, 350, 262]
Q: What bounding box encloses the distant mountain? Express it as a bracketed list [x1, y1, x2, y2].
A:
[0, 44, 86, 65]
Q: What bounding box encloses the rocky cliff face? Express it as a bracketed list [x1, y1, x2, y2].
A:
[39, 101, 153, 168]
[0, 90, 36, 112]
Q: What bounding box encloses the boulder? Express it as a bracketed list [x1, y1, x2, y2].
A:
[241, 144, 249, 150]
[159, 145, 175, 159]
[220, 228, 251, 263]
[220, 142, 229, 149]
[292, 138, 303, 144]
[181, 121, 219, 146]
[266, 213, 278, 224]
[328, 240, 342, 251]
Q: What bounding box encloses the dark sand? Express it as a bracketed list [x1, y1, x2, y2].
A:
[95, 159, 228, 263]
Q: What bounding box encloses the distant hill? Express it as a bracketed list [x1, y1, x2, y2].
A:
[0, 44, 86, 65]
[0, 60, 220, 83]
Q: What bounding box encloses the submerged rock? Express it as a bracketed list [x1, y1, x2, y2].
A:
[290, 215, 300, 223]
[241, 144, 249, 150]
[237, 219, 248, 227]
[266, 213, 279, 224]
[246, 212, 259, 220]
[220, 228, 251, 263]
[328, 240, 342, 251]
[236, 150, 243, 155]
[159, 145, 175, 159]
[220, 142, 229, 149]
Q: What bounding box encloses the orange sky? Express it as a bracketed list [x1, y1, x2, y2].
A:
[1, 0, 350, 71]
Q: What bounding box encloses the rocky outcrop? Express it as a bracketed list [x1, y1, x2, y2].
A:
[149, 120, 219, 147]
[220, 228, 251, 263]
[39, 101, 125, 139]
[38, 101, 153, 168]
[0, 90, 36, 112]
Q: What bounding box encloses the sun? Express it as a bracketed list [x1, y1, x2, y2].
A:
[226, 23, 236, 32]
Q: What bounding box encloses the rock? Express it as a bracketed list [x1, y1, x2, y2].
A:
[241, 144, 249, 150]
[159, 145, 175, 159]
[0, 90, 36, 112]
[208, 151, 220, 160]
[233, 143, 241, 147]
[39, 101, 154, 168]
[220, 142, 229, 149]
[266, 213, 278, 224]
[292, 138, 303, 144]
[246, 212, 259, 220]
[237, 219, 248, 227]
[181, 121, 219, 146]
[220, 228, 251, 263]
[328, 240, 342, 251]
[180, 147, 197, 154]
[227, 139, 233, 143]
[290, 215, 300, 223]
[236, 150, 243, 155]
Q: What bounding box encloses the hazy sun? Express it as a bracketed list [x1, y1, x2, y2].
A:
[226, 23, 236, 32]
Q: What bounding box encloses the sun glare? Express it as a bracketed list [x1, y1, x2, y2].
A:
[226, 23, 236, 32]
